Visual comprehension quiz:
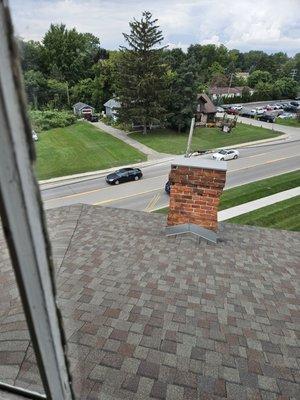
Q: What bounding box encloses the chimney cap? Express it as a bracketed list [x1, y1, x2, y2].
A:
[171, 156, 227, 172]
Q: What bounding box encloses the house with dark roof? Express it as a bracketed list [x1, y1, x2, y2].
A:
[196, 93, 217, 123]
[73, 102, 95, 116]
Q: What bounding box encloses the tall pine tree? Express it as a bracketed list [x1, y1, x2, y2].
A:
[117, 11, 168, 134]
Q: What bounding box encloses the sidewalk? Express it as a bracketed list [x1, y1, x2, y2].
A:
[92, 121, 170, 160]
[218, 187, 300, 221]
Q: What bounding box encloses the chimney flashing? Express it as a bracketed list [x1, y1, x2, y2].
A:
[171, 156, 227, 172]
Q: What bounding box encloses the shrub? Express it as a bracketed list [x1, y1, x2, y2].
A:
[29, 110, 77, 132]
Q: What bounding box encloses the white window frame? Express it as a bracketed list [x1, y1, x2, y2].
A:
[0, 2, 74, 399]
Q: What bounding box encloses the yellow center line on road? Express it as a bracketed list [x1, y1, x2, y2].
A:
[93, 188, 162, 206]
[44, 174, 167, 203]
[242, 152, 268, 158]
[144, 193, 161, 212]
[45, 154, 299, 204]
[229, 154, 299, 173]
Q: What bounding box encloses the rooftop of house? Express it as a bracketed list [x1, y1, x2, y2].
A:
[73, 102, 94, 111]
[0, 204, 299, 399]
[197, 93, 217, 114]
[104, 98, 121, 109]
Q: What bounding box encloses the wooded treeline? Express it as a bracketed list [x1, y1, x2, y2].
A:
[19, 12, 300, 132]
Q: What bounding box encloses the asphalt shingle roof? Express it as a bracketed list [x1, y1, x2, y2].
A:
[0, 204, 299, 399]
[73, 102, 94, 111]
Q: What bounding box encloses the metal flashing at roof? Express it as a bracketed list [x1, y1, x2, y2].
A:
[171, 155, 227, 171]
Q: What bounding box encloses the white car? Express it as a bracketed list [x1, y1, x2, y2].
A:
[232, 104, 243, 110]
[255, 107, 265, 115]
[212, 149, 239, 161]
[216, 106, 225, 113]
[278, 113, 294, 119]
[32, 130, 38, 141]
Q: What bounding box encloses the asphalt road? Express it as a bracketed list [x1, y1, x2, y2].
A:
[42, 137, 300, 212]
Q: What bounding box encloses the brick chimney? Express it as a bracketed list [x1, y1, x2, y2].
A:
[166, 157, 227, 242]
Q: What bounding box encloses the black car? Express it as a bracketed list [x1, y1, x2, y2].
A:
[105, 167, 142, 185]
[257, 114, 275, 123]
[165, 181, 171, 194]
[284, 105, 298, 113]
[240, 110, 255, 118]
[290, 101, 299, 107]
[90, 115, 99, 122]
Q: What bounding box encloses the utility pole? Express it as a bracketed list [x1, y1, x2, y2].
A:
[185, 117, 195, 157]
[66, 82, 70, 107]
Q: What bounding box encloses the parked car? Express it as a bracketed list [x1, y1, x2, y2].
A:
[278, 112, 294, 119]
[265, 105, 274, 111]
[90, 115, 99, 122]
[232, 104, 243, 110]
[273, 104, 283, 110]
[216, 106, 225, 113]
[165, 181, 171, 194]
[226, 108, 239, 115]
[290, 101, 299, 107]
[240, 109, 256, 118]
[257, 114, 275, 123]
[32, 130, 38, 141]
[212, 149, 239, 161]
[284, 105, 298, 112]
[255, 107, 265, 115]
[105, 167, 143, 185]
[85, 114, 99, 122]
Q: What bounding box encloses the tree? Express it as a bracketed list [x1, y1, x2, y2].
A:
[255, 81, 273, 100]
[42, 24, 101, 84]
[116, 11, 168, 134]
[273, 77, 297, 99]
[18, 39, 45, 72]
[167, 57, 198, 132]
[209, 62, 228, 87]
[248, 70, 272, 87]
[24, 70, 47, 108]
[162, 48, 186, 71]
[93, 51, 121, 107]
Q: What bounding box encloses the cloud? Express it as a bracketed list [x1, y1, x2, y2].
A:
[9, 0, 300, 55]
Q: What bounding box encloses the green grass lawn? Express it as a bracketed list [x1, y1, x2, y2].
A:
[228, 196, 300, 231]
[219, 170, 300, 210]
[275, 118, 300, 127]
[156, 170, 300, 217]
[35, 122, 146, 180]
[130, 123, 281, 154]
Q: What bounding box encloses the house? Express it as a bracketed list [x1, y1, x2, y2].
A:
[209, 86, 254, 100]
[104, 98, 121, 119]
[73, 102, 94, 117]
[196, 93, 217, 123]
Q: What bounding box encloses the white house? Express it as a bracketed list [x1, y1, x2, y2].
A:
[104, 98, 121, 119]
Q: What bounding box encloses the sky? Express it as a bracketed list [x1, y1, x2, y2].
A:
[9, 0, 300, 56]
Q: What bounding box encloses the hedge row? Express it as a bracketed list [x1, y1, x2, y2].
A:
[29, 110, 77, 132]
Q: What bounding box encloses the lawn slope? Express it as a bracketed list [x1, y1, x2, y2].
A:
[228, 196, 300, 231]
[36, 122, 146, 180]
[130, 123, 280, 154]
